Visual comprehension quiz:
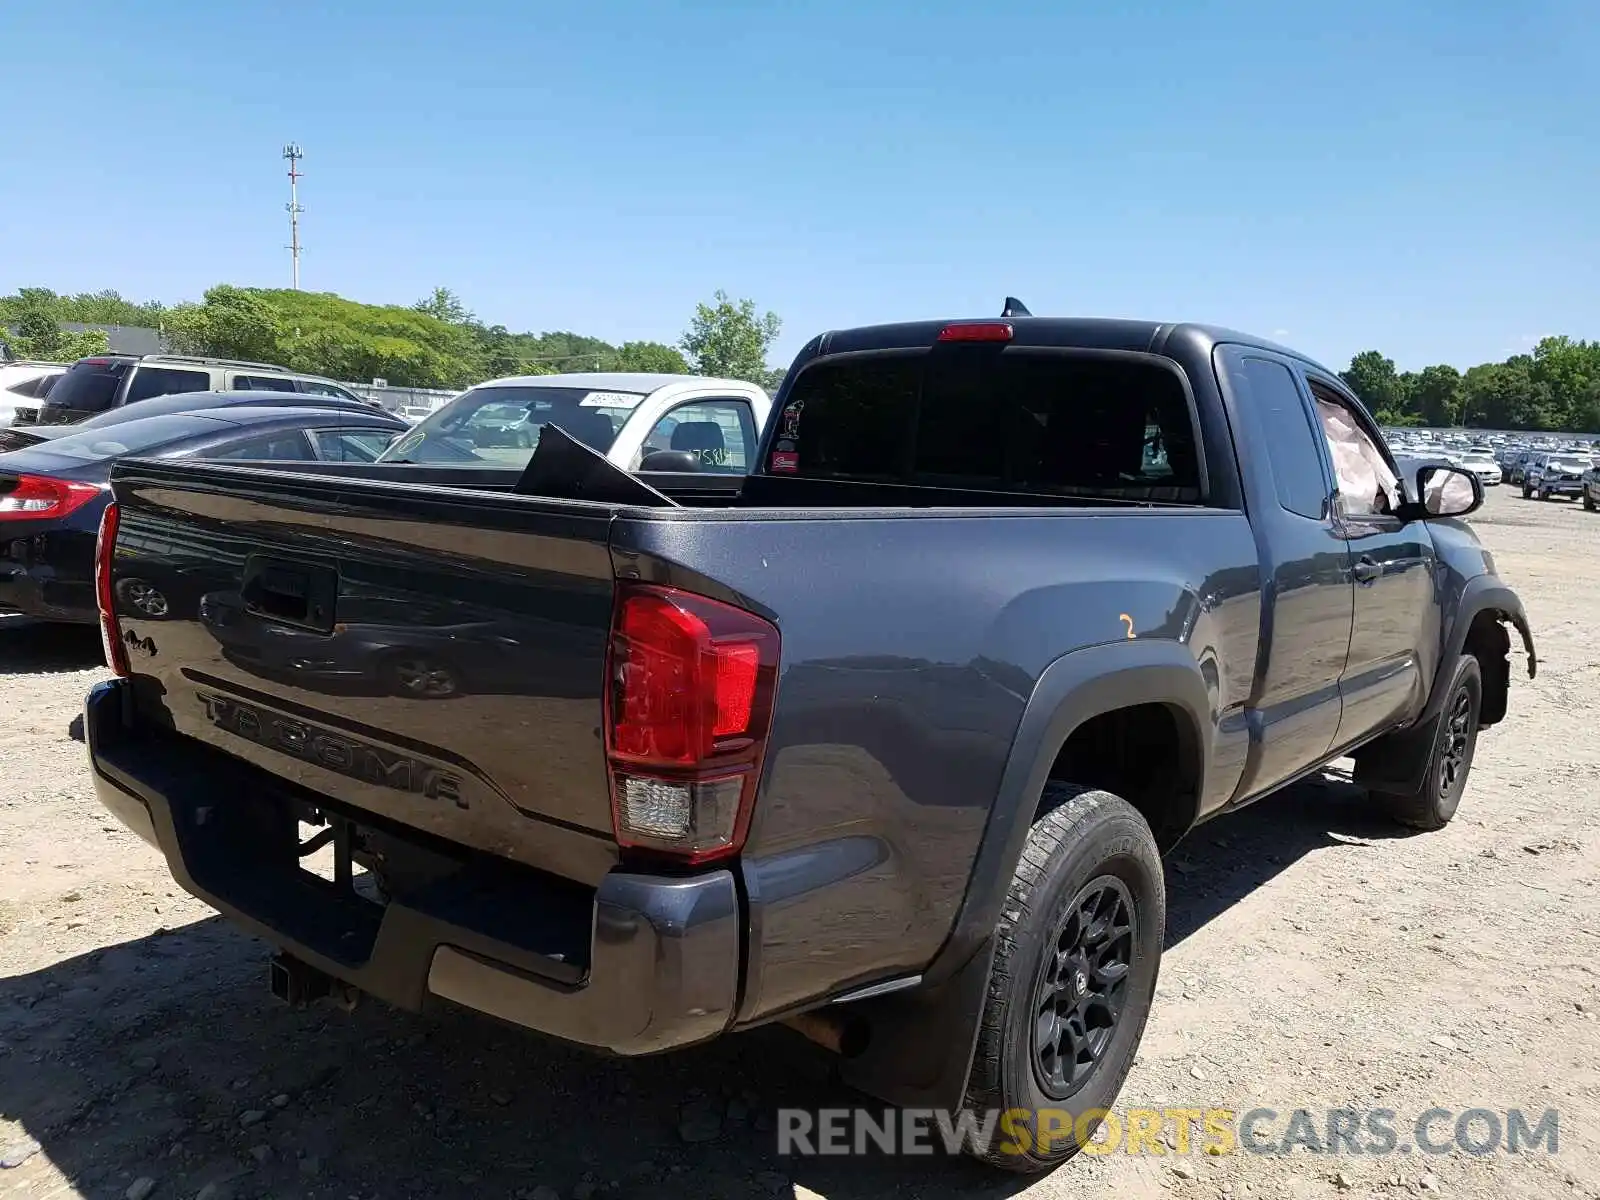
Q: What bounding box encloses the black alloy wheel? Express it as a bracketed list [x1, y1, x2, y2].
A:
[1032, 876, 1135, 1099]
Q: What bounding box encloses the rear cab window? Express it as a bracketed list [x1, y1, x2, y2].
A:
[766, 347, 1204, 502]
[380, 385, 640, 467]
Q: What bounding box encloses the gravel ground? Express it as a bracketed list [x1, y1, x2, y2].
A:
[2, 485, 1597, 1200]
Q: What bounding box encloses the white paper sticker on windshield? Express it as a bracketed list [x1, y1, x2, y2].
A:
[580, 391, 643, 409]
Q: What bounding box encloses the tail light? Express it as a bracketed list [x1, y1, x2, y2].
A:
[604, 583, 779, 863]
[0, 474, 103, 521]
[95, 502, 129, 677]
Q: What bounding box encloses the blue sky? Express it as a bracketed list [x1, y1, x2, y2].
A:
[2, 0, 1595, 372]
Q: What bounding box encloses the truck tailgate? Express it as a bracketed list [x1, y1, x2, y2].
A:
[105, 460, 621, 882]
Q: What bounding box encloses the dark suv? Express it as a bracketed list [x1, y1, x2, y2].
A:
[37, 354, 364, 425]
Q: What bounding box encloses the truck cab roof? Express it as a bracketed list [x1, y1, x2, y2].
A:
[807, 315, 1327, 376]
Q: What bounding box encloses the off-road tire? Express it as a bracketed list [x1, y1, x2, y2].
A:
[1376, 655, 1482, 831]
[962, 784, 1165, 1173]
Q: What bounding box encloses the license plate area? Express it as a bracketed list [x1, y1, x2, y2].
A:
[297, 813, 385, 907]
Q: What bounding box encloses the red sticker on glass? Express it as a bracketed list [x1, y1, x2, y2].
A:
[769, 450, 799, 474]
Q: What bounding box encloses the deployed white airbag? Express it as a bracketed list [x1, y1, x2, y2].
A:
[1316, 399, 1400, 516]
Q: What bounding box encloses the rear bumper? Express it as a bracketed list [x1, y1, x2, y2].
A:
[0, 524, 97, 623]
[84, 678, 741, 1055]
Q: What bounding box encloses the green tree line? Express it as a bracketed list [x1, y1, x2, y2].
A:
[1, 285, 785, 392]
[1341, 337, 1600, 432]
[10, 284, 1592, 430]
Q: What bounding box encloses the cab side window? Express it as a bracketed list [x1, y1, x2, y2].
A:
[637, 400, 755, 474]
[1230, 356, 1329, 519]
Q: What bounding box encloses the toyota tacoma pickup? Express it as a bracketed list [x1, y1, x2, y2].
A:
[85, 310, 1535, 1172]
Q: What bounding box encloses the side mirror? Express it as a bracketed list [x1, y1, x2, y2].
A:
[1410, 465, 1483, 519]
[638, 449, 700, 473]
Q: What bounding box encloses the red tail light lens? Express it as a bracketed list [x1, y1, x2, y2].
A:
[605, 584, 779, 863]
[0, 474, 104, 521]
[95, 502, 129, 677]
[936, 321, 1013, 343]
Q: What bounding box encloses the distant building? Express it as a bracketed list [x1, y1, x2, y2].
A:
[1, 322, 166, 358]
[59, 322, 166, 355]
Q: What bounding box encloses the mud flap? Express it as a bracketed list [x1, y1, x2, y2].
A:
[834, 939, 996, 1111]
[1352, 709, 1443, 796]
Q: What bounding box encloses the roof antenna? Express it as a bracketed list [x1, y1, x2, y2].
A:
[1001, 296, 1032, 318]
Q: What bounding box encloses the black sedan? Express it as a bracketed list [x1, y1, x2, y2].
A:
[0, 405, 406, 625]
[0, 388, 382, 453]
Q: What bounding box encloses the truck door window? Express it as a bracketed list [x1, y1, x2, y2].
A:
[1230, 357, 1328, 519]
[1311, 394, 1401, 518]
[638, 400, 755, 473]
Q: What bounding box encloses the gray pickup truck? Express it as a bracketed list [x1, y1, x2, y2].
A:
[85, 311, 1535, 1172]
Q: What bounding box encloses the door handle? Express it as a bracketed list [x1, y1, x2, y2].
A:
[1353, 557, 1382, 584]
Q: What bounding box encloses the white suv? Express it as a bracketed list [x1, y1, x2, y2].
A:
[0, 361, 69, 426]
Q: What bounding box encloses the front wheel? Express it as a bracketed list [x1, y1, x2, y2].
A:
[1521, 483, 1532, 499]
[1375, 655, 1482, 831]
[1584, 490, 1596, 512]
[962, 784, 1164, 1173]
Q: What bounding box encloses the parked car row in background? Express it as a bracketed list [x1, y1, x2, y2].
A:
[1384, 425, 1599, 507]
[1, 347, 773, 633]
[34, 352, 367, 425]
[1, 396, 407, 624]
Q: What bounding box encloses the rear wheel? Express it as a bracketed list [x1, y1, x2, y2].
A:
[1375, 655, 1482, 831]
[962, 784, 1164, 1173]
